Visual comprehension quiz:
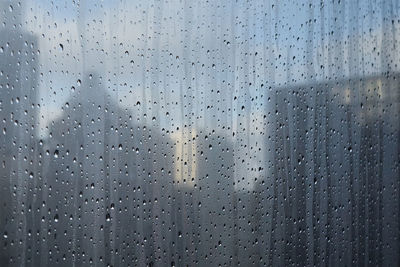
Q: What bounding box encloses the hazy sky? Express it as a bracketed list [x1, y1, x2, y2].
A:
[2, 0, 399, 138]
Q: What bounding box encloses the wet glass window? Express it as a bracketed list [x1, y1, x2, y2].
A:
[0, 0, 399, 266]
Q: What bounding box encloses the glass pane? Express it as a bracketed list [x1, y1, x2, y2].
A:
[1, 0, 399, 266]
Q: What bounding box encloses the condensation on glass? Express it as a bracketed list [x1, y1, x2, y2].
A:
[0, 0, 399, 266]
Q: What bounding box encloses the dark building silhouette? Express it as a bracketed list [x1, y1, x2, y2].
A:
[36, 71, 176, 266]
[0, 1, 39, 265]
[168, 128, 235, 266]
[251, 73, 399, 266]
[195, 131, 235, 266]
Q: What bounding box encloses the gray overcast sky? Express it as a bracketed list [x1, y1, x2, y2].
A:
[3, 0, 398, 137]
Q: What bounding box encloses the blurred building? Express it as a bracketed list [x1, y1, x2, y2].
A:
[35, 71, 177, 266]
[169, 127, 235, 266]
[252, 72, 399, 266]
[0, 2, 39, 265]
